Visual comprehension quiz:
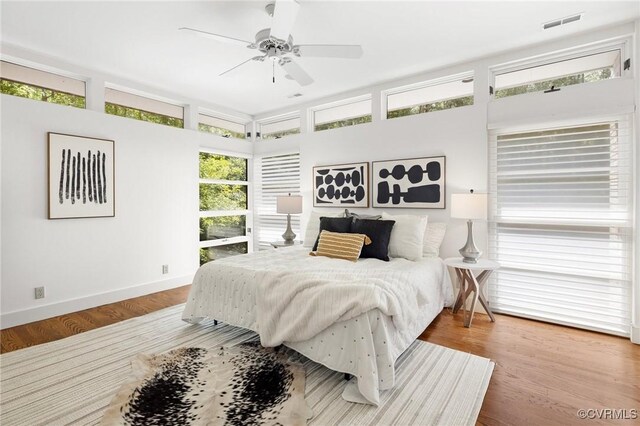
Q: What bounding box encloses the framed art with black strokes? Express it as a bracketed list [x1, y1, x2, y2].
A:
[313, 162, 369, 207]
[372, 156, 445, 208]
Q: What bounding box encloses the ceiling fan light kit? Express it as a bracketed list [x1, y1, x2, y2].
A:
[180, 0, 363, 87]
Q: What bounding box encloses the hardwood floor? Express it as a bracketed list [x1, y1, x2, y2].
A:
[1, 286, 638, 425]
[0, 285, 191, 354]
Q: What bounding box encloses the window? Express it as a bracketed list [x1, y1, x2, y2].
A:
[254, 152, 300, 249]
[199, 113, 247, 139]
[258, 114, 300, 140]
[385, 73, 474, 119]
[0, 60, 85, 108]
[199, 151, 251, 265]
[105, 88, 184, 128]
[488, 118, 633, 336]
[494, 48, 622, 98]
[312, 96, 371, 131]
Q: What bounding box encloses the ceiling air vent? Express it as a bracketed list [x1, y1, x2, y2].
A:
[543, 13, 582, 30]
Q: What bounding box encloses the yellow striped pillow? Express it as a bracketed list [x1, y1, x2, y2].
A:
[312, 230, 372, 262]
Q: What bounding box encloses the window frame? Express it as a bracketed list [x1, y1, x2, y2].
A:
[310, 94, 372, 132]
[257, 112, 301, 140]
[489, 38, 631, 99]
[0, 60, 87, 108]
[104, 86, 185, 128]
[198, 148, 253, 262]
[198, 111, 249, 140]
[382, 71, 475, 119]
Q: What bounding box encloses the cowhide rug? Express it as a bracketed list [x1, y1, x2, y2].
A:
[101, 342, 312, 425]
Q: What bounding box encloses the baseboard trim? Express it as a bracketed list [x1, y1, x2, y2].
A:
[632, 325, 640, 344]
[0, 274, 194, 329]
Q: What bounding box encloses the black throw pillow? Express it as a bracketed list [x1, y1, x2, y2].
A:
[312, 216, 353, 250]
[351, 219, 395, 261]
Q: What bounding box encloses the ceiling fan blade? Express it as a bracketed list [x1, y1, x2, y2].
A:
[179, 27, 253, 47]
[280, 60, 313, 86]
[297, 44, 363, 59]
[269, 0, 300, 41]
[219, 56, 261, 76]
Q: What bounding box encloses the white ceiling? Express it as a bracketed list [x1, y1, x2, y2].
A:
[1, 1, 639, 116]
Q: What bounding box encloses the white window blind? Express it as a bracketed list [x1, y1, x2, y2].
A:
[313, 97, 371, 126]
[199, 113, 246, 135]
[254, 152, 301, 249]
[387, 75, 473, 112]
[488, 118, 633, 336]
[259, 115, 301, 139]
[105, 88, 183, 119]
[1, 60, 85, 96]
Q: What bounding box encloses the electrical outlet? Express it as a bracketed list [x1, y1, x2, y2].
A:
[35, 286, 45, 299]
[162, 264, 169, 274]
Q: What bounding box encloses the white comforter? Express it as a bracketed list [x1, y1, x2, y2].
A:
[183, 246, 454, 405]
[257, 268, 431, 347]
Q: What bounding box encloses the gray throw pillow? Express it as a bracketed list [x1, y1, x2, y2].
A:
[344, 209, 382, 223]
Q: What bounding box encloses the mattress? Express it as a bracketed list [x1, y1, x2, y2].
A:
[182, 246, 454, 405]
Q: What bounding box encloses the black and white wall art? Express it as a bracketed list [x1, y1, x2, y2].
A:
[48, 132, 115, 219]
[313, 162, 369, 207]
[372, 156, 445, 208]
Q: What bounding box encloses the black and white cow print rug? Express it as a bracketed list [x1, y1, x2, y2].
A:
[101, 342, 311, 425]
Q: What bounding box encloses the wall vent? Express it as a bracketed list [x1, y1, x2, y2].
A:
[543, 13, 581, 30]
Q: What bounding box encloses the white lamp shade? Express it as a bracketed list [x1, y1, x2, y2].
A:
[277, 195, 303, 214]
[451, 193, 487, 220]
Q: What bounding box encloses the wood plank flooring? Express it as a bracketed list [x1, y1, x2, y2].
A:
[1, 285, 638, 425]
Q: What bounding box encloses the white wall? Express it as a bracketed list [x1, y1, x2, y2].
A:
[298, 104, 488, 259]
[0, 95, 251, 328]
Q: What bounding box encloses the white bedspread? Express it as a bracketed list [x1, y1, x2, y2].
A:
[182, 246, 454, 405]
[257, 268, 431, 347]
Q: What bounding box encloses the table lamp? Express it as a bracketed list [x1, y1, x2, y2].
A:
[276, 193, 303, 245]
[451, 189, 487, 263]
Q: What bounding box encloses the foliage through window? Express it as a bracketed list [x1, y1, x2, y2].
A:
[105, 103, 183, 128]
[386, 75, 474, 119]
[104, 88, 184, 128]
[199, 152, 251, 265]
[1, 61, 86, 108]
[494, 49, 620, 98]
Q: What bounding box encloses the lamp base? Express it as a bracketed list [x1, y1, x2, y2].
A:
[459, 220, 482, 263]
[282, 213, 296, 245]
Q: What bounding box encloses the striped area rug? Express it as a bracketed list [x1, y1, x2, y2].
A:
[0, 305, 494, 426]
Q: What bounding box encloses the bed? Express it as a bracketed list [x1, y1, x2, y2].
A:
[182, 245, 454, 405]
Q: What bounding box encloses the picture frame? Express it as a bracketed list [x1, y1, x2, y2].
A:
[313, 162, 369, 208]
[48, 132, 115, 219]
[372, 156, 446, 208]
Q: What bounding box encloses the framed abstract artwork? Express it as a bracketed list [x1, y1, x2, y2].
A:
[313, 162, 369, 207]
[48, 132, 115, 219]
[372, 156, 445, 208]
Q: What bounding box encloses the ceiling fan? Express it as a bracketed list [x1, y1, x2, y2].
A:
[179, 0, 363, 86]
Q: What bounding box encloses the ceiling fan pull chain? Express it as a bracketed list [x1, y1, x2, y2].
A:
[273, 60, 276, 83]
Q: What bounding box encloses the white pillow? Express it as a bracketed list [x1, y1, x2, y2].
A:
[381, 212, 428, 261]
[423, 222, 447, 257]
[302, 210, 344, 248]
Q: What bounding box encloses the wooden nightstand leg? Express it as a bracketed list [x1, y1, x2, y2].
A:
[476, 270, 496, 322]
[452, 268, 465, 313]
[464, 270, 480, 328]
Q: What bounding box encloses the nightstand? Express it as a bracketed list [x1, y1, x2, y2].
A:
[270, 241, 302, 248]
[444, 257, 500, 328]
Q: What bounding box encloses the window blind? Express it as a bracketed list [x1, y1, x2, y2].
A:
[488, 118, 633, 336]
[254, 152, 301, 249]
